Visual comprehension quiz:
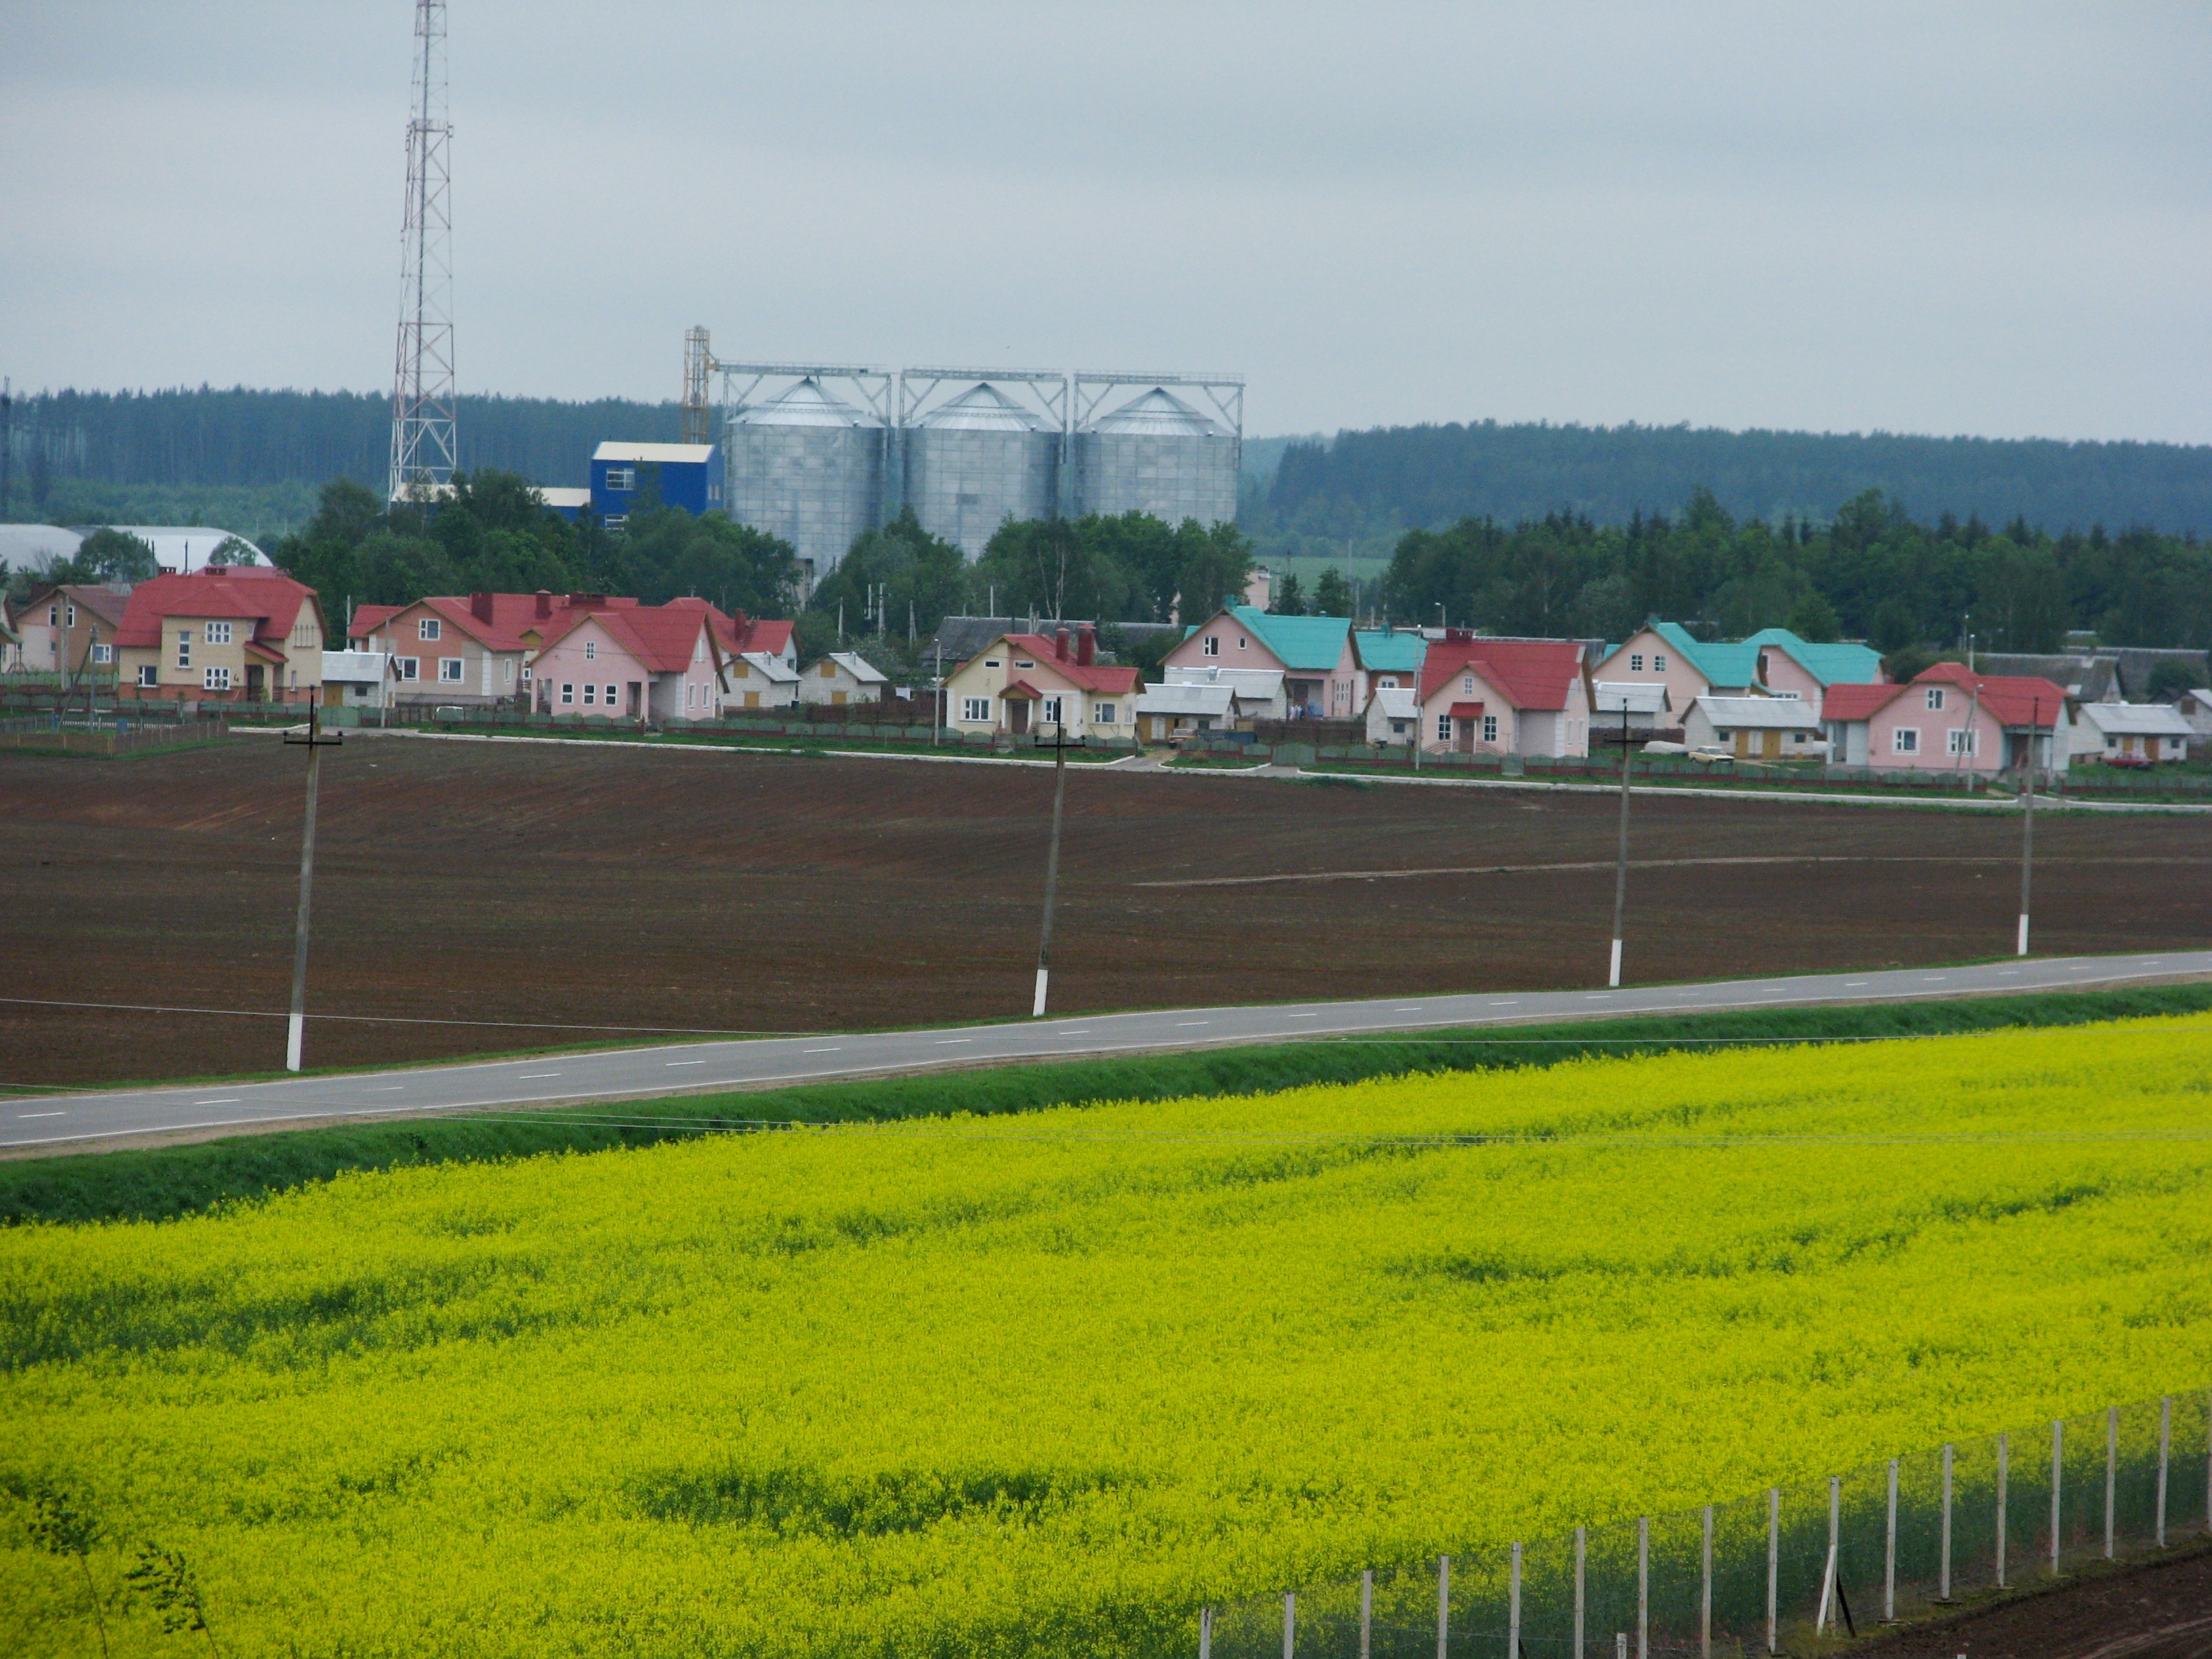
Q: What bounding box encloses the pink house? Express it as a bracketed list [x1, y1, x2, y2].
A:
[530, 596, 735, 722]
[1822, 663, 2072, 775]
[1415, 634, 1592, 756]
[1163, 605, 1359, 718]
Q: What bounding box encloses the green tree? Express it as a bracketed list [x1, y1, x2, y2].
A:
[972, 514, 1136, 624]
[1313, 566, 1352, 616]
[1269, 572, 1306, 615]
[1174, 519, 1256, 623]
[623, 506, 798, 615]
[73, 527, 159, 582]
[816, 508, 968, 640]
[1785, 590, 1841, 642]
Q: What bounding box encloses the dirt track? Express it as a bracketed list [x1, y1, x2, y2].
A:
[3, 737, 2209, 1087]
[1853, 1544, 2212, 1658]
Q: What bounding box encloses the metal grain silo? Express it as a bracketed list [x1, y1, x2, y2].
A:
[1071, 386, 1237, 527]
[903, 383, 1059, 558]
[723, 377, 884, 577]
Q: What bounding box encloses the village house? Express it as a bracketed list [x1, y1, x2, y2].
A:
[1362, 684, 1421, 747]
[2173, 689, 2212, 754]
[1593, 622, 1884, 722]
[1414, 635, 1592, 756]
[1164, 607, 1358, 719]
[1820, 663, 2072, 775]
[1683, 695, 1826, 760]
[942, 625, 1141, 741]
[2075, 700, 2194, 764]
[527, 595, 733, 722]
[1135, 680, 1238, 741]
[321, 649, 395, 709]
[1160, 663, 1288, 723]
[114, 565, 327, 703]
[721, 651, 800, 711]
[797, 651, 888, 707]
[12, 584, 132, 676]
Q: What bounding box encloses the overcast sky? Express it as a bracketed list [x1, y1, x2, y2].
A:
[4, 2, 2207, 443]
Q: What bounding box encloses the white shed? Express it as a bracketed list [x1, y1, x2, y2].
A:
[2076, 700, 2194, 763]
[1363, 685, 1420, 746]
[321, 649, 394, 708]
[1684, 695, 1826, 760]
[722, 651, 800, 711]
[798, 651, 889, 707]
[1136, 681, 1237, 740]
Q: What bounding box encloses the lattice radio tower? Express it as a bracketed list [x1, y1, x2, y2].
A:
[388, 0, 456, 501]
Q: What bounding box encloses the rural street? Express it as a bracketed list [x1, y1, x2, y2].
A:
[7, 949, 2206, 1151]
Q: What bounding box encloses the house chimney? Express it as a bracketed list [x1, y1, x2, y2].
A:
[1055, 627, 1071, 661]
[1076, 623, 1096, 666]
[535, 590, 553, 619]
[471, 590, 495, 623]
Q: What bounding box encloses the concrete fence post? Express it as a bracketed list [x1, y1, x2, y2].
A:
[1940, 1443, 1954, 1601]
[1765, 1488, 1780, 1656]
[1996, 1433, 2009, 1588]
[2105, 1404, 2118, 1561]
[1284, 1591, 1296, 1659]
[1437, 1555, 1450, 1659]
[1361, 1570, 1373, 1659]
[1200, 1605, 1212, 1659]
[1510, 1542, 1522, 1659]
[1637, 1517, 1650, 1659]
[1700, 1504, 1713, 1659]
[1885, 1456, 1898, 1621]
[1575, 1525, 1586, 1659]
[2157, 1397, 2171, 1551]
[2051, 1419, 2064, 1577]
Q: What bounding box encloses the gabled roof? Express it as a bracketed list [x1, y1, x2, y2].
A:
[1969, 653, 2121, 703]
[1694, 695, 1818, 729]
[1818, 682, 1904, 722]
[731, 616, 794, 658]
[20, 584, 133, 630]
[966, 633, 1140, 696]
[1738, 628, 1885, 689]
[735, 651, 798, 684]
[2076, 701, 2194, 737]
[1353, 628, 1427, 674]
[1418, 637, 1584, 711]
[1137, 682, 1237, 717]
[1366, 685, 1420, 720]
[536, 596, 726, 674]
[349, 590, 789, 672]
[1187, 606, 1351, 673]
[113, 566, 318, 651]
[1914, 661, 2072, 728]
[809, 651, 888, 684]
[1165, 663, 1286, 697]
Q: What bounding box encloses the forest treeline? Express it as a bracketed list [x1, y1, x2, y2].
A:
[1250, 419, 2212, 558]
[1382, 488, 2211, 653]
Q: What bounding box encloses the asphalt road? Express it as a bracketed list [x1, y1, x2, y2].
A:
[7, 949, 2206, 1151]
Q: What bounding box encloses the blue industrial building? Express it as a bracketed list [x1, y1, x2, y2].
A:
[588, 441, 721, 524]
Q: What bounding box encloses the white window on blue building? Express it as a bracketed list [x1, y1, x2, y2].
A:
[605, 467, 636, 491]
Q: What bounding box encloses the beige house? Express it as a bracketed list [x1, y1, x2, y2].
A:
[943, 626, 1141, 740]
[115, 565, 327, 703]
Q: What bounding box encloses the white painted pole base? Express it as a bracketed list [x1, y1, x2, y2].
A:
[2017, 913, 2030, 957]
[1031, 967, 1049, 1018]
[286, 1011, 305, 1073]
[1608, 937, 1623, 988]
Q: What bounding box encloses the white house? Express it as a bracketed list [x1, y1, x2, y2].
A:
[2076, 700, 2194, 763]
[1163, 662, 1288, 722]
[721, 651, 800, 711]
[798, 651, 890, 707]
[321, 649, 394, 710]
[2173, 689, 2212, 754]
[1683, 695, 1826, 760]
[1362, 685, 1420, 747]
[1136, 681, 1238, 740]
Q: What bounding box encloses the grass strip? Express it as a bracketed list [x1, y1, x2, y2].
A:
[5, 982, 2209, 1227]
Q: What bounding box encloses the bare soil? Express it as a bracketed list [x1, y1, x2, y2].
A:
[3, 737, 2209, 1088]
[1852, 1544, 2212, 1658]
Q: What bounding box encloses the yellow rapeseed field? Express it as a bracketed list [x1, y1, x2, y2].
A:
[3, 1017, 2210, 1657]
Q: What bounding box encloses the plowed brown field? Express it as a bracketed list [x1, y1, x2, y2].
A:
[3, 736, 2209, 1086]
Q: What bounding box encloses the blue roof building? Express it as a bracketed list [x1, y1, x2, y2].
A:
[590, 442, 722, 523]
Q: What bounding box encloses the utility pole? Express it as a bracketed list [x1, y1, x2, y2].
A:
[2018, 695, 2038, 958]
[1609, 698, 1633, 987]
[1033, 720, 1073, 1017]
[282, 701, 344, 1071]
[932, 640, 943, 747]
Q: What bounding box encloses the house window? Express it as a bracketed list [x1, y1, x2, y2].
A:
[176, 631, 192, 668]
[1095, 702, 1115, 724]
[983, 659, 1001, 669]
[605, 516, 627, 530]
[1436, 713, 1452, 743]
[137, 665, 159, 687]
[1894, 728, 1921, 754]
[605, 684, 619, 706]
[1483, 714, 1498, 743]
[560, 682, 575, 705]
[1948, 729, 1978, 756]
[605, 466, 636, 491]
[396, 657, 419, 680]
[1041, 695, 1064, 725]
[91, 643, 113, 663]
[202, 666, 232, 690]
[207, 621, 234, 644]
[1237, 636, 1248, 650]
[1926, 687, 1944, 710]
[504, 661, 515, 686]
[1629, 653, 1643, 671]
[66, 604, 77, 627]
[1377, 675, 1397, 689]
[47, 606, 58, 626]
[1653, 654, 1666, 672]
[438, 657, 463, 682]
[1203, 635, 1220, 657]
[962, 697, 991, 722]
[520, 665, 532, 682]
[583, 684, 596, 705]
[584, 640, 597, 660]
[1462, 674, 1475, 695]
[1013, 659, 1035, 670]
[419, 617, 441, 641]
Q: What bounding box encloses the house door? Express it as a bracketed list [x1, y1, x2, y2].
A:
[1008, 699, 1030, 735]
[626, 682, 642, 717]
[1456, 718, 1474, 754]
[322, 684, 342, 708]
[246, 664, 265, 698]
[1761, 730, 1780, 759]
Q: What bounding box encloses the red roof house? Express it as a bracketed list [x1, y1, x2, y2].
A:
[114, 565, 329, 703]
[1818, 662, 2072, 774]
[1414, 634, 1594, 756]
[943, 625, 1142, 740]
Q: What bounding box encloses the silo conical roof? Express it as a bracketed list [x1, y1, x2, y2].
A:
[916, 382, 1049, 432]
[729, 376, 882, 428]
[1085, 386, 1229, 436]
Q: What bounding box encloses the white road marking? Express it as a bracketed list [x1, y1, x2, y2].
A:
[1999, 970, 2020, 976]
[1923, 976, 1948, 981]
[517, 1073, 560, 1080]
[803, 1047, 842, 1054]
[194, 1098, 239, 1105]
[1395, 1005, 1424, 1011]
[1845, 982, 1868, 987]
[1490, 1000, 1521, 1006]
[1176, 1021, 1209, 1027]
[934, 1039, 971, 1046]
[1286, 1013, 1319, 1019]
[1056, 1029, 1092, 1036]
[665, 1060, 705, 1067]
[365, 1086, 403, 1092]
[17, 1111, 64, 1119]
